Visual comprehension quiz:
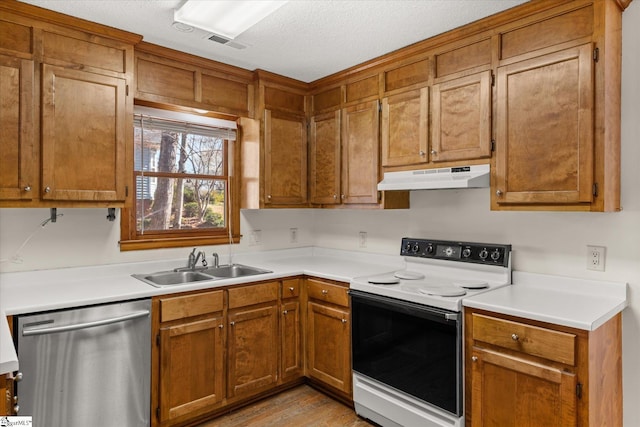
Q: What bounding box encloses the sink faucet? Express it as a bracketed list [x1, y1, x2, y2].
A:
[211, 252, 219, 268]
[187, 248, 207, 270]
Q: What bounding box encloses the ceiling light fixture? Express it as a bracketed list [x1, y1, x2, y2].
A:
[174, 0, 288, 40]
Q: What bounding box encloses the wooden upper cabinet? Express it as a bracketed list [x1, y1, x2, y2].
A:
[264, 109, 308, 205]
[40, 64, 127, 202]
[341, 100, 380, 204]
[0, 55, 34, 201]
[381, 87, 429, 167]
[494, 44, 594, 206]
[309, 110, 341, 204]
[431, 70, 491, 163]
[134, 44, 254, 117]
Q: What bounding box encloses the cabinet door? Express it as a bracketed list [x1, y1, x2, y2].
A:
[431, 71, 491, 162]
[281, 300, 302, 381]
[309, 110, 341, 204]
[495, 44, 593, 205]
[381, 87, 428, 167]
[471, 347, 577, 427]
[227, 304, 279, 399]
[264, 109, 307, 205]
[159, 317, 225, 423]
[0, 55, 34, 201]
[342, 100, 380, 204]
[40, 64, 127, 202]
[306, 301, 351, 393]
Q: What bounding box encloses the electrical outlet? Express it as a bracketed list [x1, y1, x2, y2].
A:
[359, 231, 367, 248]
[250, 230, 262, 246]
[587, 245, 606, 271]
[289, 228, 298, 243]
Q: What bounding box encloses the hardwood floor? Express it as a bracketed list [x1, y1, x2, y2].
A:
[197, 385, 376, 426]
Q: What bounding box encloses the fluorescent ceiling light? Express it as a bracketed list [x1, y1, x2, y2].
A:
[174, 0, 288, 40]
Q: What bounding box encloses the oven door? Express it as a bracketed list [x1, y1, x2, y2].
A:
[350, 290, 462, 417]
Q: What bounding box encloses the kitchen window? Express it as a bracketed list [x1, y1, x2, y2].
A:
[120, 106, 240, 250]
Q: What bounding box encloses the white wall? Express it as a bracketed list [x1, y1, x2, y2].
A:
[1, 2, 638, 424]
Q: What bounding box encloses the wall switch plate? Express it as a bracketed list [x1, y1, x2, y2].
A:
[250, 230, 262, 246]
[587, 245, 606, 271]
[359, 231, 367, 248]
[289, 228, 298, 243]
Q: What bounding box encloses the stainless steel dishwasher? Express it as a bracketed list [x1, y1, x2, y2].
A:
[15, 298, 151, 427]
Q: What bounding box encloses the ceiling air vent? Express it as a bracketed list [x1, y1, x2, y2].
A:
[206, 33, 248, 50]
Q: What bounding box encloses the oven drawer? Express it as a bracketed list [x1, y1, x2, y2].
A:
[472, 313, 576, 365]
[307, 279, 349, 307]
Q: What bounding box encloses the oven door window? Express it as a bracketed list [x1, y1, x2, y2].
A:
[351, 291, 462, 416]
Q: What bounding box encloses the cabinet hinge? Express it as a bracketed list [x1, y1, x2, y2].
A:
[125, 185, 129, 197]
[156, 334, 160, 346]
[576, 382, 583, 399]
[156, 407, 160, 420]
[593, 183, 598, 197]
[593, 48, 599, 62]
[491, 139, 496, 152]
[126, 84, 129, 96]
[378, 103, 382, 113]
[491, 73, 495, 87]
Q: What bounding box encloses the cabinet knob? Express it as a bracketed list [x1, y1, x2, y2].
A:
[471, 356, 478, 362]
[230, 321, 235, 326]
[44, 186, 51, 193]
[321, 289, 328, 295]
[13, 404, 19, 414]
[14, 372, 23, 383]
[289, 287, 295, 292]
[267, 195, 272, 200]
[218, 324, 224, 329]
[341, 318, 347, 324]
[511, 333, 519, 341]
[24, 185, 31, 192]
[341, 194, 345, 200]
[496, 190, 503, 197]
[430, 150, 437, 155]
[419, 150, 425, 156]
[333, 194, 337, 199]
[283, 310, 288, 315]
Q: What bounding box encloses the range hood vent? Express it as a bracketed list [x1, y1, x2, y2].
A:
[377, 164, 490, 191]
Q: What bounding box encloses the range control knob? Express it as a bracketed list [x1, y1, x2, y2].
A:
[490, 249, 501, 261]
[426, 244, 434, 254]
[412, 244, 420, 253]
[479, 249, 489, 260]
[404, 242, 412, 253]
[462, 248, 472, 258]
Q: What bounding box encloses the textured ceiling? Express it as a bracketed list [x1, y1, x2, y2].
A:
[18, 0, 528, 83]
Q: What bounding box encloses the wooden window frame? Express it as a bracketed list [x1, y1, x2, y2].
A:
[120, 106, 241, 251]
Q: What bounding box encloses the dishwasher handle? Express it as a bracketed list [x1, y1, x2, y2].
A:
[22, 310, 150, 337]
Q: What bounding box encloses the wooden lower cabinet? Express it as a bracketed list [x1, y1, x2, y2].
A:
[465, 308, 622, 427]
[155, 290, 225, 427]
[227, 284, 279, 400]
[305, 278, 352, 398]
[281, 279, 303, 382]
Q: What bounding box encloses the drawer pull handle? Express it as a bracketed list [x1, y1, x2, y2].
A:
[230, 321, 235, 326]
[341, 319, 347, 324]
[321, 290, 328, 295]
[283, 310, 288, 315]
[218, 324, 224, 329]
[289, 287, 295, 292]
[471, 356, 478, 362]
[511, 333, 519, 341]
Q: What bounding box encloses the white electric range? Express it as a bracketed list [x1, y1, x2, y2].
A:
[350, 238, 512, 427]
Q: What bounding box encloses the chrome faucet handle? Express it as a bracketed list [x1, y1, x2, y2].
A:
[211, 252, 220, 268]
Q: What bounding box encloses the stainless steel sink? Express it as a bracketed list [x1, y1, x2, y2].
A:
[133, 264, 272, 287]
[205, 264, 272, 278]
[133, 270, 215, 287]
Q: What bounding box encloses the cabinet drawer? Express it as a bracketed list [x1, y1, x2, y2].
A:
[228, 281, 279, 309]
[160, 290, 223, 323]
[281, 279, 300, 299]
[472, 313, 576, 365]
[307, 279, 349, 307]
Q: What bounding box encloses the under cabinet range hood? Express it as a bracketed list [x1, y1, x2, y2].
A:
[377, 164, 490, 191]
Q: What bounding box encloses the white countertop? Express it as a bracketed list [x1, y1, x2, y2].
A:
[0, 247, 404, 375]
[463, 271, 629, 331]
